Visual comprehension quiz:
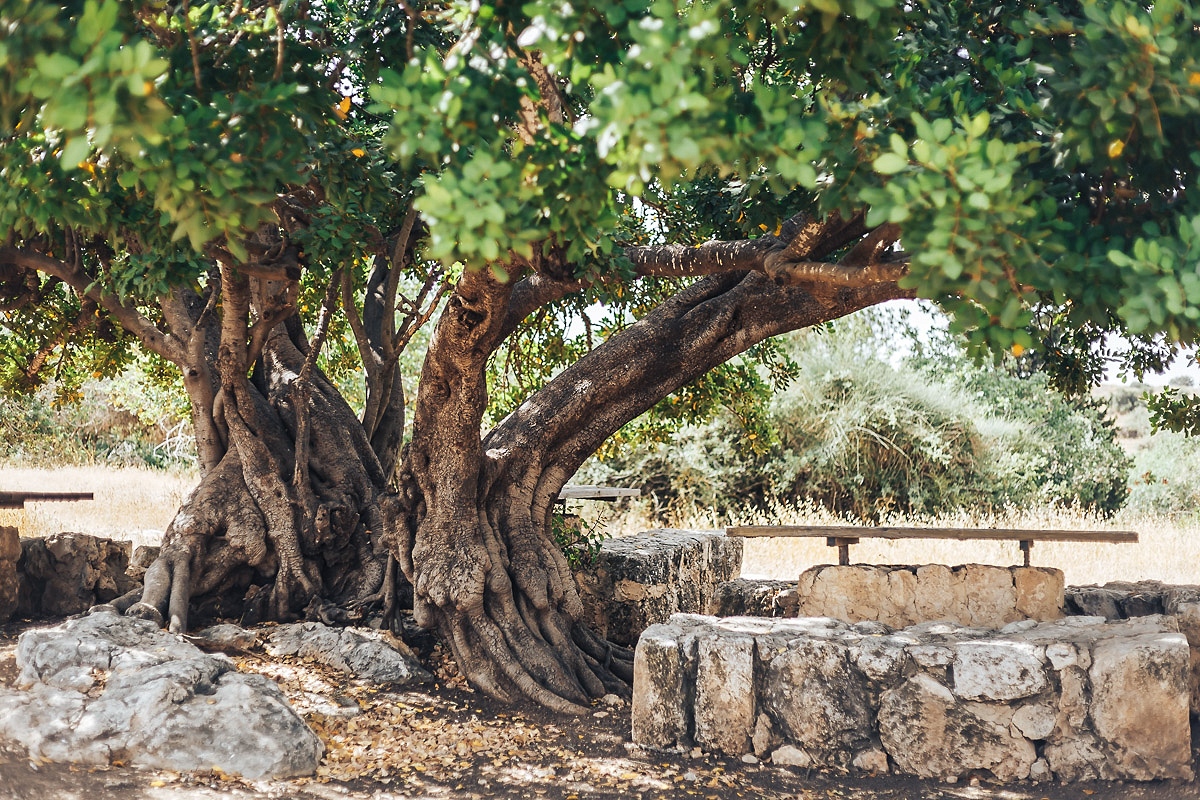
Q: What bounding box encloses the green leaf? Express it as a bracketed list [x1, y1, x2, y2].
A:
[873, 153, 909, 175]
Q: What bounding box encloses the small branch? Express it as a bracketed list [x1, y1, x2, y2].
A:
[271, 0, 285, 81]
[182, 0, 203, 92]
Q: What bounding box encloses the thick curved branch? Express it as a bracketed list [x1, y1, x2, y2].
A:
[0, 246, 188, 365]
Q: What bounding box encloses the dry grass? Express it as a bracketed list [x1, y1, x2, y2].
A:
[0, 465, 197, 550]
[3, 466, 1198, 589]
[602, 500, 1200, 588]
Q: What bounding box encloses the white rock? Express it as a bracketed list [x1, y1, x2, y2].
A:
[1089, 627, 1193, 780]
[0, 610, 321, 778]
[852, 747, 888, 773]
[771, 745, 812, 768]
[1011, 703, 1057, 740]
[952, 640, 1047, 701]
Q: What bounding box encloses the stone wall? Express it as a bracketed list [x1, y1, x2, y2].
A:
[708, 578, 798, 618]
[575, 530, 742, 646]
[632, 613, 1193, 782]
[796, 564, 1064, 629]
[1067, 581, 1200, 715]
[17, 533, 136, 618]
[0, 526, 19, 623]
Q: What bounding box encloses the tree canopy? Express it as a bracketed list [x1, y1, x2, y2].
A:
[2, 0, 1200, 711]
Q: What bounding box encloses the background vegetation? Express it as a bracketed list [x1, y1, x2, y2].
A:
[5, 304, 1196, 527]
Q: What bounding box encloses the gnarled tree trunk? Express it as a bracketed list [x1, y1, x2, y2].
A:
[396, 247, 909, 711]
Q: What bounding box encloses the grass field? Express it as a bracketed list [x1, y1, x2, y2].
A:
[4, 465, 1198, 589]
[0, 465, 197, 550]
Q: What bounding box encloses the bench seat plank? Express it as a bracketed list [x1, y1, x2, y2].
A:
[727, 525, 1137, 543]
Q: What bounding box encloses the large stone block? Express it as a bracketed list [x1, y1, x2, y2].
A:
[575, 530, 742, 645]
[796, 564, 1063, 629]
[632, 613, 1192, 782]
[694, 631, 755, 755]
[17, 533, 136, 617]
[0, 526, 18, 624]
[709, 578, 798, 618]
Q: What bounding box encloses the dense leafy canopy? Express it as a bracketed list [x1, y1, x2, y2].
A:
[2, 0, 1200, 437]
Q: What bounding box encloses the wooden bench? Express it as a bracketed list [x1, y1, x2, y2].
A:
[0, 491, 95, 510]
[726, 525, 1138, 567]
[557, 485, 641, 502]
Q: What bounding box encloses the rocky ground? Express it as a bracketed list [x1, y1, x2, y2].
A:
[2, 618, 1200, 800]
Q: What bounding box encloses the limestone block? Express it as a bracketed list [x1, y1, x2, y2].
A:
[914, 564, 961, 622]
[796, 564, 1064, 630]
[878, 673, 1036, 781]
[693, 632, 755, 755]
[632, 623, 693, 749]
[1014, 567, 1065, 621]
[951, 640, 1048, 701]
[17, 533, 136, 617]
[708, 579, 797, 618]
[759, 637, 872, 768]
[575, 530, 742, 645]
[961, 564, 1018, 627]
[852, 747, 889, 774]
[1088, 628, 1192, 780]
[0, 526, 18, 624]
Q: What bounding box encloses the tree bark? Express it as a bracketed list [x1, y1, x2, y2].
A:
[125, 264, 401, 632]
[397, 259, 910, 711]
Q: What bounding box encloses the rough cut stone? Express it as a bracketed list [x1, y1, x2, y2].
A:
[709, 578, 798, 618]
[951, 641, 1048, 701]
[0, 526, 19, 623]
[693, 631, 755, 755]
[575, 530, 742, 645]
[632, 613, 1193, 782]
[758, 637, 872, 767]
[264, 622, 431, 685]
[631, 624, 692, 748]
[796, 564, 1063, 629]
[1088, 628, 1192, 780]
[0, 609, 322, 778]
[878, 673, 1037, 781]
[16, 533, 136, 617]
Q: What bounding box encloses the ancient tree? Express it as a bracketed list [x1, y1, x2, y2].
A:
[2, 0, 1199, 710]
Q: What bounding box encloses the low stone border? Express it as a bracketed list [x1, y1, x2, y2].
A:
[632, 613, 1193, 782]
[575, 530, 742, 646]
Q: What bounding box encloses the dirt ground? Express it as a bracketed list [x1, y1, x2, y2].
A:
[2, 618, 1199, 800]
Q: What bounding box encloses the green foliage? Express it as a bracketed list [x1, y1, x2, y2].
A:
[581, 307, 1133, 521]
[0, 380, 195, 468]
[551, 513, 609, 570]
[1125, 431, 1200, 517]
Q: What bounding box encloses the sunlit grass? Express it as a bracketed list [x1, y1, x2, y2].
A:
[0, 465, 197, 549]
[598, 499, 1200, 588]
[3, 465, 1197, 589]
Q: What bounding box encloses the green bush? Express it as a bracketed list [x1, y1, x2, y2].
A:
[578, 307, 1133, 521]
[0, 378, 195, 469]
[1125, 431, 1200, 517]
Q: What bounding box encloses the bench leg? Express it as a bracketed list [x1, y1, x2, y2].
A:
[1020, 539, 1032, 567]
[826, 537, 859, 566]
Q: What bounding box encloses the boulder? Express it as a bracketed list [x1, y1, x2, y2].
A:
[0, 609, 322, 778]
[16, 533, 136, 617]
[264, 622, 432, 685]
[575, 530, 742, 645]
